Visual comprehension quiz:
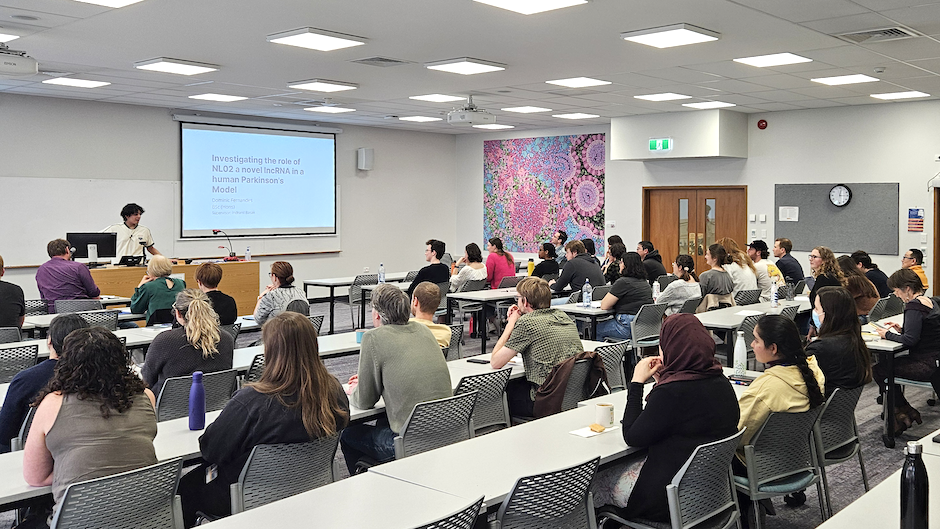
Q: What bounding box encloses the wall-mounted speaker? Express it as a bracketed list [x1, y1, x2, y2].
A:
[357, 147, 374, 171]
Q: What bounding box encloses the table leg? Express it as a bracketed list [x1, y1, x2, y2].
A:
[591, 316, 598, 341]
[881, 351, 896, 449]
[479, 305, 487, 353]
[446, 297, 453, 325]
[328, 286, 336, 334]
[360, 288, 367, 329]
[724, 330, 734, 368]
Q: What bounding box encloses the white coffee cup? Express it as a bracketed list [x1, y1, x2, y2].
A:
[595, 403, 615, 429]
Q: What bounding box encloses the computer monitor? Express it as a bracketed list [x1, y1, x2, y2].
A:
[66, 232, 117, 260]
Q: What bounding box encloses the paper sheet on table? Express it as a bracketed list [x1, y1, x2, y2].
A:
[861, 332, 880, 342]
[590, 301, 602, 308]
[794, 296, 809, 302]
[570, 426, 616, 438]
[120, 308, 132, 314]
[734, 310, 764, 316]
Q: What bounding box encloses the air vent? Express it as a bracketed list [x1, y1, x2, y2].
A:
[834, 26, 923, 44]
[350, 56, 411, 67]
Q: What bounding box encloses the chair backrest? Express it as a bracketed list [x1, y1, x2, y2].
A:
[733, 289, 761, 306]
[245, 353, 265, 383]
[657, 274, 678, 289]
[0, 343, 38, 383]
[594, 341, 629, 392]
[884, 293, 904, 318]
[567, 291, 581, 304]
[147, 308, 175, 326]
[349, 274, 379, 306]
[394, 391, 478, 459]
[679, 297, 703, 314]
[76, 309, 120, 331]
[561, 359, 593, 412]
[630, 303, 669, 344]
[540, 273, 559, 282]
[737, 314, 762, 353]
[24, 299, 48, 317]
[667, 429, 745, 529]
[50, 458, 183, 529]
[454, 368, 512, 432]
[285, 298, 309, 316]
[780, 305, 798, 321]
[794, 279, 807, 295]
[440, 253, 454, 268]
[497, 275, 524, 289]
[496, 457, 600, 529]
[307, 315, 324, 333]
[11, 406, 37, 451]
[0, 327, 22, 344]
[415, 496, 484, 529]
[814, 387, 863, 459]
[435, 282, 451, 311]
[54, 299, 103, 314]
[220, 322, 242, 342]
[867, 297, 889, 323]
[404, 270, 419, 283]
[441, 324, 463, 361]
[744, 407, 824, 488]
[591, 285, 611, 301]
[458, 278, 487, 293]
[232, 435, 340, 513]
[156, 369, 237, 421]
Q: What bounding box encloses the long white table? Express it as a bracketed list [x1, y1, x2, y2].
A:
[303, 272, 409, 335]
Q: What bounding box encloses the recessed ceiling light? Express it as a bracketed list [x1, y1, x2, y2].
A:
[288, 79, 358, 92]
[546, 77, 611, 88]
[266, 27, 366, 52]
[409, 94, 466, 103]
[733, 53, 812, 68]
[811, 74, 879, 86]
[501, 106, 552, 113]
[425, 57, 506, 75]
[303, 106, 356, 113]
[41, 78, 111, 88]
[474, 124, 515, 129]
[134, 58, 218, 75]
[621, 23, 720, 48]
[71, 0, 145, 7]
[189, 93, 248, 102]
[870, 91, 930, 100]
[552, 113, 599, 119]
[635, 93, 692, 101]
[399, 116, 442, 122]
[0, 33, 19, 43]
[682, 101, 736, 109]
[472, 0, 586, 15]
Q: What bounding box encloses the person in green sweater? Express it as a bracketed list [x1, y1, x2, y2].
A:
[340, 284, 452, 474]
[130, 255, 185, 325]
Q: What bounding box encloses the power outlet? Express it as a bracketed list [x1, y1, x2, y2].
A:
[363, 267, 369, 273]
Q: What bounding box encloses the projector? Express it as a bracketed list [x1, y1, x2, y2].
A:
[446, 95, 497, 126]
[0, 45, 38, 76]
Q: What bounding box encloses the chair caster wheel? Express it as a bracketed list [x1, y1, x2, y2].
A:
[876, 394, 884, 405]
[928, 399, 937, 406]
[784, 491, 806, 507]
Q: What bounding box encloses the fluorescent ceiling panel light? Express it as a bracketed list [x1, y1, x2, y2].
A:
[682, 101, 736, 109]
[189, 93, 248, 102]
[811, 74, 879, 86]
[399, 116, 442, 122]
[472, 0, 586, 15]
[409, 94, 465, 102]
[870, 91, 930, 100]
[42, 78, 111, 88]
[71, 0, 144, 7]
[134, 58, 218, 75]
[425, 58, 505, 75]
[501, 106, 552, 113]
[266, 27, 366, 51]
[288, 79, 358, 92]
[621, 23, 720, 48]
[303, 106, 355, 113]
[546, 77, 611, 88]
[635, 92, 691, 101]
[552, 113, 599, 119]
[474, 124, 515, 129]
[733, 53, 812, 68]
[0, 33, 19, 43]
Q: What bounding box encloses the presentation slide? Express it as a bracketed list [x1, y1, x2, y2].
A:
[181, 123, 336, 238]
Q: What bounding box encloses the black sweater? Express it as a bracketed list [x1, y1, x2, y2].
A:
[806, 334, 867, 394]
[621, 376, 740, 522]
[0, 359, 56, 452]
[141, 326, 235, 396]
[532, 259, 559, 279]
[809, 273, 842, 307]
[206, 290, 238, 326]
[406, 263, 450, 297]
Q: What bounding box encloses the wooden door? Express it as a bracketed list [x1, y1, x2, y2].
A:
[643, 187, 747, 275]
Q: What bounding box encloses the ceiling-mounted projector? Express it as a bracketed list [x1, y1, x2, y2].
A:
[0, 43, 38, 76]
[447, 95, 496, 126]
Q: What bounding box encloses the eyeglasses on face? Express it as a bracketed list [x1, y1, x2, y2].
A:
[809, 255, 821, 259]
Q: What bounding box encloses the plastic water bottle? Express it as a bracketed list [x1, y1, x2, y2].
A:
[527, 258, 535, 276]
[733, 331, 747, 377]
[652, 280, 661, 300]
[244, 246, 251, 261]
[581, 279, 592, 308]
[378, 263, 385, 284]
[901, 441, 929, 529]
[189, 371, 206, 431]
[771, 282, 779, 308]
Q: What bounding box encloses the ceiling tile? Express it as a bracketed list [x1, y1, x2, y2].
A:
[852, 0, 940, 10]
[790, 99, 849, 108]
[734, 0, 869, 24]
[635, 67, 724, 84]
[862, 37, 940, 61]
[746, 101, 802, 111]
[800, 13, 898, 35]
[879, 5, 940, 36]
[695, 79, 775, 93]
[751, 89, 812, 102]
[746, 74, 821, 89]
[788, 85, 863, 98]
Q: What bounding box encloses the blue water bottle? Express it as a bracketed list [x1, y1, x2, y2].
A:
[189, 371, 206, 430]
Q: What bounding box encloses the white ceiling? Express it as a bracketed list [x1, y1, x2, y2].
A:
[2, 0, 940, 133]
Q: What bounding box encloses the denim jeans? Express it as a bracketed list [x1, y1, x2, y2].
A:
[340, 416, 397, 474]
[596, 313, 635, 342]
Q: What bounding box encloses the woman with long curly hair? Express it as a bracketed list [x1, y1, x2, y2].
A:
[808, 246, 846, 307]
[717, 237, 757, 295]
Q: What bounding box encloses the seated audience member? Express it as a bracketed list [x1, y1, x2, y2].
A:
[747, 240, 774, 302]
[602, 235, 624, 268]
[807, 286, 872, 393]
[851, 250, 891, 298]
[253, 261, 306, 325]
[582, 238, 601, 267]
[23, 328, 157, 524]
[130, 254, 185, 324]
[341, 285, 451, 473]
[194, 263, 237, 325]
[637, 241, 667, 286]
[808, 246, 846, 308]
[837, 255, 880, 317]
[602, 243, 626, 285]
[450, 242, 487, 291]
[593, 314, 739, 523]
[772, 237, 805, 285]
[491, 277, 583, 417]
[551, 230, 568, 266]
[698, 244, 734, 310]
[35, 239, 101, 308]
[596, 253, 654, 341]
[406, 239, 450, 298]
[0, 314, 88, 453]
[550, 240, 605, 294]
[531, 243, 560, 279]
[902, 248, 929, 291]
[141, 289, 235, 397]
[485, 237, 516, 289]
[656, 254, 701, 315]
[409, 282, 451, 348]
[178, 312, 349, 526]
[873, 269, 940, 435]
[718, 237, 758, 295]
[0, 253, 25, 328]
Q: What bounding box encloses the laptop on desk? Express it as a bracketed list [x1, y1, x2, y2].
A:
[118, 255, 144, 266]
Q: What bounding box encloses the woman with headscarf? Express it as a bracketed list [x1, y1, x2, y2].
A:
[593, 314, 740, 523]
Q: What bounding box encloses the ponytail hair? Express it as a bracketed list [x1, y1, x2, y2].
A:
[675, 254, 698, 281]
[174, 289, 221, 358]
[755, 314, 825, 408]
[489, 237, 513, 266]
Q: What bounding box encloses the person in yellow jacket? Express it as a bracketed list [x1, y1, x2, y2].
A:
[902, 248, 930, 291]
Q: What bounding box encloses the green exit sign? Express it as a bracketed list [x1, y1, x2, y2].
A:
[649, 138, 673, 152]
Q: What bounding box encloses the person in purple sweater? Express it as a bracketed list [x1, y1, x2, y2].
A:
[35, 239, 100, 308]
